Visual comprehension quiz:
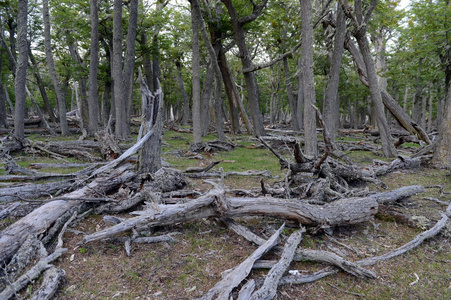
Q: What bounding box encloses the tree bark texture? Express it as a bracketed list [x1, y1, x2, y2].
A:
[323, 4, 346, 141]
[13, 0, 28, 140]
[300, 0, 318, 157]
[190, 0, 202, 144]
[113, 0, 126, 139]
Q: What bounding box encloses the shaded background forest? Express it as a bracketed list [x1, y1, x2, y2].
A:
[0, 0, 450, 162]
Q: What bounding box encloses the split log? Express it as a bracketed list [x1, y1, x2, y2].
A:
[196, 224, 284, 300]
[81, 186, 422, 244]
[0, 165, 135, 264]
[249, 228, 305, 300]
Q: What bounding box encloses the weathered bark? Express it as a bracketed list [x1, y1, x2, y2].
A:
[13, 0, 28, 140]
[323, 4, 346, 141]
[196, 224, 284, 300]
[42, 0, 69, 136]
[29, 266, 65, 300]
[249, 228, 305, 300]
[0, 247, 67, 300]
[0, 165, 135, 264]
[0, 180, 75, 203]
[191, 0, 202, 144]
[138, 71, 162, 174]
[81, 185, 422, 244]
[300, 0, 318, 157]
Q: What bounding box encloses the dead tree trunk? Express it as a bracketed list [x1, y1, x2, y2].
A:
[0, 165, 135, 264]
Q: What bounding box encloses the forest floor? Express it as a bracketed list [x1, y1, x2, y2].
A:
[1, 128, 451, 300]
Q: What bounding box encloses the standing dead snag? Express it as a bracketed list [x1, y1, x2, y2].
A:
[138, 69, 163, 174]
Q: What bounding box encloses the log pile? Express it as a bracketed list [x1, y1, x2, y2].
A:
[0, 127, 449, 299]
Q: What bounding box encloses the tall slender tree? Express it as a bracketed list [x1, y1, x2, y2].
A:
[42, 0, 69, 136]
[342, 0, 397, 157]
[190, 0, 202, 144]
[221, 0, 268, 137]
[323, 4, 346, 141]
[300, 0, 317, 157]
[88, 0, 100, 135]
[13, 0, 28, 140]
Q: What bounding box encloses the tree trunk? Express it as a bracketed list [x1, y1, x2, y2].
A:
[221, 0, 267, 137]
[323, 4, 345, 141]
[346, 0, 396, 157]
[218, 47, 251, 134]
[344, 35, 431, 144]
[123, 0, 138, 134]
[27, 45, 57, 123]
[432, 79, 451, 167]
[176, 59, 190, 126]
[112, 0, 126, 139]
[283, 57, 300, 131]
[200, 63, 214, 136]
[88, 0, 100, 135]
[0, 55, 7, 128]
[42, 0, 69, 136]
[191, 0, 202, 144]
[297, 59, 304, 130]
[13, 0, 28, 140]
[300, 0, 317, 157]
[428, 91, 433, 132]
[138, 72, 162, 174]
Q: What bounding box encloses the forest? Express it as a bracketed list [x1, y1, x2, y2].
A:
[0, 0, 451, 299]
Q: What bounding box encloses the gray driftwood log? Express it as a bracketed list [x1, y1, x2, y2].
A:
[195, 224, 284, 300]
[81, 185, 423, 244]
[0, 165, 135, 264]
